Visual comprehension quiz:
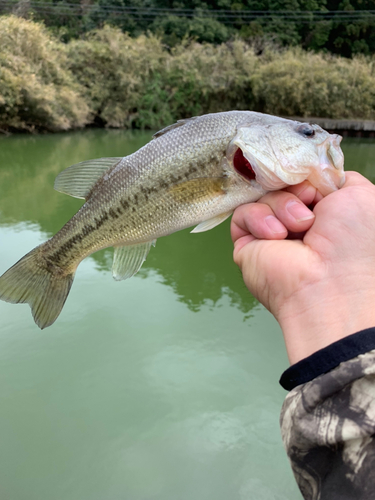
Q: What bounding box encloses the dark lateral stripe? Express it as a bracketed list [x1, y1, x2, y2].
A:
[83, 224, 95, 235]
[120, 199, 129, 210]
[94, 212, 109, 229]
[48, 209, 114, 264]
[108, 208, 119, 219]
[280, 327, 375, 391]
[49, 233, 84, 263]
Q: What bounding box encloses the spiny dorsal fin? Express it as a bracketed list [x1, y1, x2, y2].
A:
[54, 157, 123, 200]
[112, 240, 156, 281]
[191, 211, 233, 233]
[153, 117, 199, 139]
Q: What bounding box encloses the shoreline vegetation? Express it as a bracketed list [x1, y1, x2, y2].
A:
[1, 15, 375, 134]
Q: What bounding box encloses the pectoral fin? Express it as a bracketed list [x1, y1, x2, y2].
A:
[54, 157, 123, 200]
[112, 240, 156, 281]
[191, 211, 233, 233]
[168, 178, 226, 204]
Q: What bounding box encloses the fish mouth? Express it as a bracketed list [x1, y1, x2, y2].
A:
[232, 132, 345, 195]
[232, 146, 287, 191]
[308, 134, 345, 195]
[233, 147, 257, 182]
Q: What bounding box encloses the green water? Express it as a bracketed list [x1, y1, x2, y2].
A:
[0, 130, 374, 500]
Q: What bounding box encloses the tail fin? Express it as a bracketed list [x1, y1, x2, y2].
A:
[0, 247, 75, 329]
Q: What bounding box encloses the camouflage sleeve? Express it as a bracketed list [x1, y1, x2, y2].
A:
[279, 327, 375, 500]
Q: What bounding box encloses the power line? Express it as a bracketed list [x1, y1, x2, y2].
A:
[1, 1, 374, 24]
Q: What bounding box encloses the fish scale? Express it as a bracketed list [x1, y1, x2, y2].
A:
[0, 111, 345, 328]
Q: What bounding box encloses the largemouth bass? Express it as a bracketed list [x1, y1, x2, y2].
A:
[0, 111, 345, 328]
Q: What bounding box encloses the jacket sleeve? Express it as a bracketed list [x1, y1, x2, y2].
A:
[279, 327, 375, 500]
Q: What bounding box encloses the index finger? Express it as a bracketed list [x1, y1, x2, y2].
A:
[285, 181, 323, 205]
[286, 171, 371, 202]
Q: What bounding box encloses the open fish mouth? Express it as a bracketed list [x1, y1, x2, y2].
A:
[232, 147, 257, 182]
[231, 132, 345, 195]
[232, 145, 288, 191]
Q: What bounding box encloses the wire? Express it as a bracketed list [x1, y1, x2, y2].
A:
[1, 0, 374, 25]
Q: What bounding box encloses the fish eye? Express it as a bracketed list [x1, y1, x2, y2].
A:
[297, 124, 315, 138]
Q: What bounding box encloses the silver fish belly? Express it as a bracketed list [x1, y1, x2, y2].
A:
[0, 111, 345, 328]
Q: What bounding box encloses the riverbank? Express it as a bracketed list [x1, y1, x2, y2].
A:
[1, 15, 375, 134]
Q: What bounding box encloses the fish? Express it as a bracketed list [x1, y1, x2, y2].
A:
[0, 111, 345, 329]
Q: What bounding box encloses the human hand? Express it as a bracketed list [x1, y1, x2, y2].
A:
[231, 172, 375, 364]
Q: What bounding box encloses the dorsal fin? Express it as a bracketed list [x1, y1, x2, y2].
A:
[153, 116, 198, 139]
[54, 157, 123, 200]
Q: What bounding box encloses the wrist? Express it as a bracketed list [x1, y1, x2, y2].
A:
[278, 277, 375, 365]
[280, 327, 375, 390]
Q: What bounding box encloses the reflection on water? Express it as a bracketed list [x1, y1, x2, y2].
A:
[94, 224, 258, 314]
[0, 130, 374, 500]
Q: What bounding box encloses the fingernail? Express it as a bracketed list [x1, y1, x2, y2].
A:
[265, 215, 286, 234]
[286, 201, 315, 222]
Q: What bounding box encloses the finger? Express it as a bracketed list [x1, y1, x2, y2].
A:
[288, 172, 367, 202]
[232, 233, 257, 255]
[286, 181, 323, 205]
[343, 171, 372, 188]
[231, 202, 287, 244]
[257, 191, 315, 234]
[231, 191, 316, 244]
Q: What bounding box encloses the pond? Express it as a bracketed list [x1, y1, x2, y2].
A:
[0, 129, 374, 500]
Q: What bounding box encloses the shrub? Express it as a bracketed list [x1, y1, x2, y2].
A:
[65, 28, 257, 129]
[251, 48, 375, 119]
[164, 39, 258, 118]
[0, 15, 89, 131]
[66, 26, 169, 128]
[1, 16, 375, 132]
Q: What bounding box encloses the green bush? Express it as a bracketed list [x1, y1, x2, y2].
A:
[152, 14, 231, 46]
[66, 26, 169, 129]
[165, 39, 257, 117]
[0, 16, 375, 132]
[251, 48, 375, 119]
[65, 28, 257, 129]
[0, 15, 89, 131]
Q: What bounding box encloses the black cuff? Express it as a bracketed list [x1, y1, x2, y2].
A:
[279, 327, 375, 391]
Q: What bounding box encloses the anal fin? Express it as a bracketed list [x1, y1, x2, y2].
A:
[191, 211, 233, 233]
[112, 240, 156, 281]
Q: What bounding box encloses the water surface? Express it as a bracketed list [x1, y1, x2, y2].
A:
[0, 131, 373, 500]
